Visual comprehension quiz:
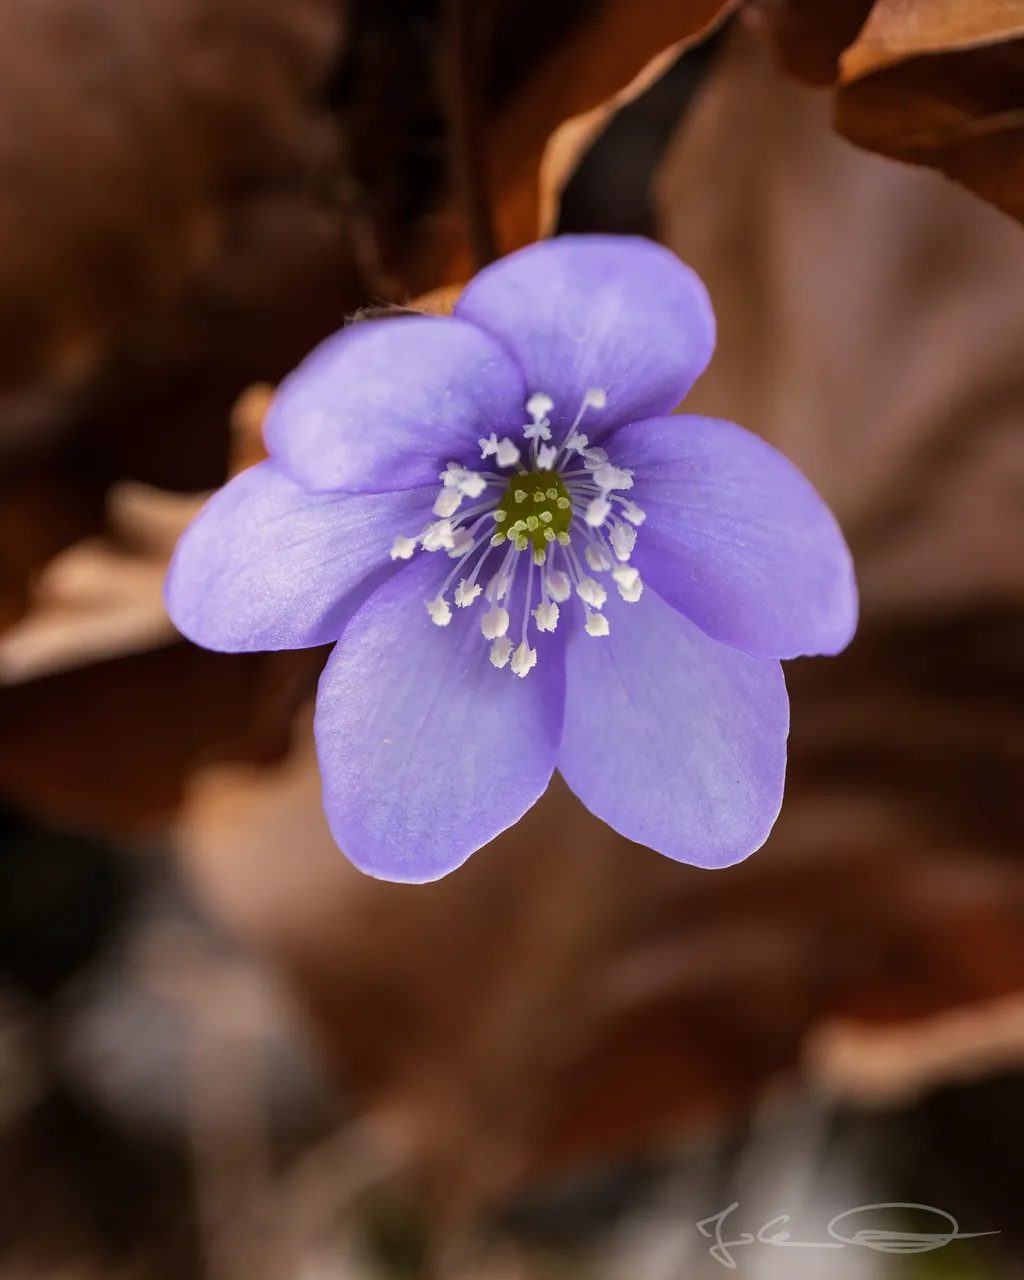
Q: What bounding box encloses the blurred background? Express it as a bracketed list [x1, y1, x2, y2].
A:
[2, 1, 1024, 1276]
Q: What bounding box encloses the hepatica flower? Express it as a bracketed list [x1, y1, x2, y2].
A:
[166, 236, 856, 882]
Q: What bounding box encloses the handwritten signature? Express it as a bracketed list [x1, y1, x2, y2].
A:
[696, 1201, 1000, 1269]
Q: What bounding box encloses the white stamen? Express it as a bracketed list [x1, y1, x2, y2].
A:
[621, 500, 646, 526]
[454, 580, 482, 608]
[433, 487, 463, 517]
[403, 388, 647, 677]
[613, 564, 643, 602]
[495, 437, 522, 468]
[576, 576, 607, 609]
[458, 471, 488, 499]
[610, 523, 636, 561]
[421, 520, 456, 551]
[448, 527, 475, 558]
[585, 495, 611, 527]
[490, 637, 513, 668]
[527, 392, 554, 422]
[592, 462, 633, 491]
[481, 605, 510, 639]
[532, 601, 559, 632]
[585, 611, 610, 637]
[390, 535, 417, 560]
[511, 642, 537, 678]
[426, 595, 451, 626]
[536, 442, 558, 470]
[585, 543, 613, 572]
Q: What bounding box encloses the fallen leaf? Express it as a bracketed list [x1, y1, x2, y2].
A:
[410, 0, 736, 287]
[757, 0, 1024, 226]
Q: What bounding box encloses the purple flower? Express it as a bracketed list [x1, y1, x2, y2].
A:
[165, 235, 856, 882]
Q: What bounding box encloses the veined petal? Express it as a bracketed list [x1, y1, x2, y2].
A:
[607, 415, 858, 659]
[558, 582, 788, 869]
[165, 460, 434, 651]
[455, 235, 714, 443]
[315, 554, 565, 882]
[265, 315, 527, 494]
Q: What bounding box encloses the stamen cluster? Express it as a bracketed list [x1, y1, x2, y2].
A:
[390, 388, 646, 676]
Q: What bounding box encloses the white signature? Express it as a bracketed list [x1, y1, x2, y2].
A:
[696, 1201, 1000, 1269]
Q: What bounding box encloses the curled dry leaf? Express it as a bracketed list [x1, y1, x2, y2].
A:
[535, 33, 724, 237]
[805, 992, 1024, 1106]
[0, 384, 273, 686]
[416, 0, 736, 287]
[757, 0, 1024, 225]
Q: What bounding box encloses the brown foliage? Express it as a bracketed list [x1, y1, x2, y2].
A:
[758, 0, 1024, 224]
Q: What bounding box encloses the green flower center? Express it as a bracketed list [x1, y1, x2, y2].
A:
[492, 469, 573, 556]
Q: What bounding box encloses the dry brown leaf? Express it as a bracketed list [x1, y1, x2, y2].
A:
[414, 0, 735, 287]
[841, 0, 1024, 78]
[0, 383, 273, 686]
[535, 35, 720, 238]
[758, 0, 1024, 225]
[805, 993, 1024, 1106]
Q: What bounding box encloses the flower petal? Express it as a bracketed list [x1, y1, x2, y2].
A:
[264, 315, 527, 494]
[165, 460, 434, 651]
[455, 235, 715, 442]
[558, 582, 788, 869]
[607, 415, 858, 659]
[315, 553, 565, 881]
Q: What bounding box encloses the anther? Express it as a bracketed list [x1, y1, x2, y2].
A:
[576, 577, 607, 608]
[536, 443, 558, 469]
[585, 496, 611, 527]
[585, 543, 612, 572]
[527, 392, 554, 421]
[585, 612, 610, 637]
[481, 605, 509, 639]
[489, 637, 513, 669]
[510, 643, 537, 678]
[426, 595, 452, 626]
[610, 524, 637, 560]
[422, 520, 455, 551]
[390, 535, 417, 560]
[495, 438, 522, 468]
[621, 501, 646, 526]
[532, 602, 559, 632]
